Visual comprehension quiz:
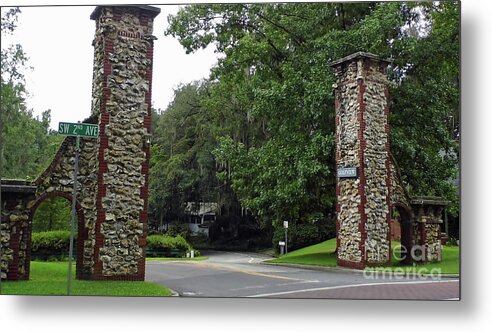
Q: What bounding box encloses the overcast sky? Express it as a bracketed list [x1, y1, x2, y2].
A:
[1, 1, 219, 129]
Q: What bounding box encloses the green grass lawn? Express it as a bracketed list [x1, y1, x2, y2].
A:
[383, 242, 460, 274]
[267, 238, 460, 275]
[268, 239, 338, 267]
[1, 261, 172, 296]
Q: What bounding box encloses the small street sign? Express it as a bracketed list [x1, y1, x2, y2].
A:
[58, 122, 99, 138]
[58, 120, 98, 295]
[337, 167, 358, 178]
[283, 220, 289, 254]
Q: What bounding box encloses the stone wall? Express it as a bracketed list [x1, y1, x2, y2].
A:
[411, 198, 445, 262]
[424, 224, 442, 261]
[89, 5, 159, 279]
[35, 125, 98, 278]
[361, 62, 391, 265]
[332, 52, 392, 268]
[23, 5, 159, 281]
[333, 58, 363, 266]
[0, 181, 36, 280]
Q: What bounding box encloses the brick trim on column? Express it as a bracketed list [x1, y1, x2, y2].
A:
[337, 259, 366, 270]
[7, 224, 20, 280]
[22, 215, 32, 280]
[21, 196, 35, 280]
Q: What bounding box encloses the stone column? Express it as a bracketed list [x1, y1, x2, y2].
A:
[410, 197, 446, 263]
[331, 52, 392, 269]
[0, 180, 36, 280]
[89, 5, 160, 280]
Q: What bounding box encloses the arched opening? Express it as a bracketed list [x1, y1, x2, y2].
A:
[32, 196, 71, 233]
[392, 203, 413, 265]
[28, 192, 85, 273]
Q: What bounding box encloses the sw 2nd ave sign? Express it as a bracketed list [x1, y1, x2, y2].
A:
[57, 120, 99, 295]
[58, 122, 99, 138]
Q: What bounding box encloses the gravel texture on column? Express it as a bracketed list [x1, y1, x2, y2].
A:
[410, 198, 445, 262]
[1, 181, 36, 280]
[331, 52, 392, 269]
[30, 5, 160, 281]
[90, 5, 159, 279]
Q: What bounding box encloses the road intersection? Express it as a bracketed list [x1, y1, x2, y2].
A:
[145, 251, 459, 300]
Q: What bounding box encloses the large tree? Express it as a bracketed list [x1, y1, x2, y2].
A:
[157, 2, 460, 247]
[1, 8, 63, 180]
[149, 82, 218, 229]
[1, 8, 70, 231]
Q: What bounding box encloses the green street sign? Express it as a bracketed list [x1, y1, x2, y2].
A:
[58, 122, 99, 138]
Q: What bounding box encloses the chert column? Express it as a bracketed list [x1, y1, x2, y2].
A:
[331, 52, 392, 269]
[89, 5, 160, 280]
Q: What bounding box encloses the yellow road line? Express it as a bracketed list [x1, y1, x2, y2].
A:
[152, 260, 301, 281]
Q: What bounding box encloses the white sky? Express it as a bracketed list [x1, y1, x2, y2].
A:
[1, 1, 219, 129]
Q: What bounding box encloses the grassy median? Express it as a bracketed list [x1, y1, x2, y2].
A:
[267, 238, 460, 275]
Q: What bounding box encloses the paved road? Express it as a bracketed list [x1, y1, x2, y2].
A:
[145, 251, 459, 300]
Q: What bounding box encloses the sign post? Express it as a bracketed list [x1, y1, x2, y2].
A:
[283, 220, 289, 254]
[278, 241, 286, 255]
[67, 136, 80, 295]
[59, 122, 98, 295]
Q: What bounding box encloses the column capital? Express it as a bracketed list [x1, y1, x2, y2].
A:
[330, 51, 392, 68]
[90, 5, 161, 21]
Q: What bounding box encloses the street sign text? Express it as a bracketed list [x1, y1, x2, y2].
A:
[59, 122, 99, 138]
[337, 167, 358, 178]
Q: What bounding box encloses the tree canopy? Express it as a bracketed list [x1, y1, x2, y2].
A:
[1, 8, 68, 230]
[151, 2, 459, 247]
[1, 7, 63, 180]
[0, 3, 460, 248]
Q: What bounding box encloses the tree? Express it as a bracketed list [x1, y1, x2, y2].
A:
[390, 2, 460, 214]
[149, 82, 218, 230]
[389, 2, 460, 237]
[32, 197, 71, 232]
[1, 8, 62, 180]
[162, 2, 460, 248]
[166, 2, 400, 248]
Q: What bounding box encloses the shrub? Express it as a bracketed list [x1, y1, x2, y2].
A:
[188, 234, 210, 250]
[31, 230, 72, 251]
[146, 234, 199, 257]
[166, 223, 190, 239]
[31, 230, 74, 261]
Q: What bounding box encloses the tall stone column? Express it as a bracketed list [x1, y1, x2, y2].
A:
[89, 5, 160, 280]
[331, 52, 392, 269]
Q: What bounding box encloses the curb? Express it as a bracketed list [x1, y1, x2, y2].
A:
[261, 261, 460, 279]
[169, 289, 180, 297]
